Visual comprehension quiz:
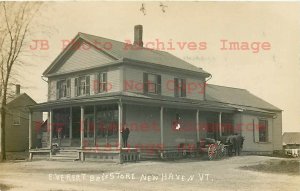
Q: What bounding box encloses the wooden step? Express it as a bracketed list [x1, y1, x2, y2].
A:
[51, 150, 79, 161]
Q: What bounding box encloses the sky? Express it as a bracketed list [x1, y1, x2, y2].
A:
[17, 1, 300, 133]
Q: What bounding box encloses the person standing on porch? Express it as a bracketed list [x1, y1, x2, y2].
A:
[121, 126, 130, 148]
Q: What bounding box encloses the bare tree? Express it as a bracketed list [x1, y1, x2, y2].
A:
[0, 2, 42, 161]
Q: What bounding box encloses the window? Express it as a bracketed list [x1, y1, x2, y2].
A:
[56, 79, 70, 99]
[174, 78, 186, 97]
[13, 113, 21, 125]
[258, 119, 268, 142]
[96, 72, 107, 93]
[143, 73, 161, 94]
[75, 76, 90, 96]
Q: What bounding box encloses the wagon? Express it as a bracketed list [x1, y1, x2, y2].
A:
[199, 138, 228, 160]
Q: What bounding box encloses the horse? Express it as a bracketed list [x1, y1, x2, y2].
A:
[220, 134, 245, 156]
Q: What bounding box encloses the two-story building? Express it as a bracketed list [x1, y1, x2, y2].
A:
[29, 25, 282, 162]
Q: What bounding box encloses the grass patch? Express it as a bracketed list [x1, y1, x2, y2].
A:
[240, 159, 300, 175]
[0, 183, 12, 191]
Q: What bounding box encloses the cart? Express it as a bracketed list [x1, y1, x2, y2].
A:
[199, 138, 228, 160]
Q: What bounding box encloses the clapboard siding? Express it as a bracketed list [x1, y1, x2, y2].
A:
[240, 114, 274, 152]
[108, 69, 121, 92]
[161, 74, 174, 97]
[272, 112, 282, 150]
[186, 77, 205, 100]
[123, 67, 144, 93]
[53, 41, 115, 74]
[124, 66, 205, 100]
[5, 95, 42, 151]
[48, 80, 56, 101]
[48, 68, 121, 100]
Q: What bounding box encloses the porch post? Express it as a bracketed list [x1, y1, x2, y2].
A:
[118, 102, 122, 149]
[49, 109, 53, 157]
[69, 107, 72, 141]
[160, 107, 164, 147]
[93, 105, 96, 146]
[118, 101, 123, 163]
[196, 109, 200, 142]
[219, 112, 222, 137]
[80, 106, 84, 161]
[28, 111, 32, 160]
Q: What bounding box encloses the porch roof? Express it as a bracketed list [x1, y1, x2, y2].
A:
[29, 92, 275, 115]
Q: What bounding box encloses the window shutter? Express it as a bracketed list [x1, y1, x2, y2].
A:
[75, 78, 78, 96]
[56, 81, 60, 99]
[254, 118, 259, 142]
[103, 73, 107, 92]
[174, 78, 179, 97]
[268, 119, 273, 143]
[143, 73, 148, 93]
[94, 74, 99, 93]
[66, 79, 71, 97]
[181, 79, 186, 97]
[86, 76, 90, 95]
[157, 75, 161, 94]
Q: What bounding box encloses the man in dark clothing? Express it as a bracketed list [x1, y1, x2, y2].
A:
[121, 127, 130, 147]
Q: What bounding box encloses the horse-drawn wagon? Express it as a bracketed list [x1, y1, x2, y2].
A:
[198, 135, 244, 160]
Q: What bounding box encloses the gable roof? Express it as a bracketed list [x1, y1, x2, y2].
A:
[283, 132, 300, 145]
[43, 32, 210, 77]
[206, 84, 281, 111]
[7, 93, 37, 106]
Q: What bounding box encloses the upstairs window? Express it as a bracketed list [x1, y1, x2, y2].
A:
[258, 119, 268, 142]
[174, 78, 186, 98]
[95, 72, 107, 93]
[143, 73, 161, 94]
[75, 76, 90, 96]
[57, 79, 70, 99]
[13, 112, 21, 125]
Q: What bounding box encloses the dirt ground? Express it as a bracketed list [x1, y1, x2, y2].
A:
[0, 156, 299, 191]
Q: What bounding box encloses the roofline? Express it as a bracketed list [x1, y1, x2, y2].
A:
[30, 91, 277, 116]
[204, 99, 282, 112]
[123, 58, 211, 78]
[43, 33, 120, 77]
[43, 57, 211, 79]
[207, 84, 282, 112]
[45, 60, 123, 78]
[43, 32, 211, 78]
[42, 33, 81, 76]
[7, 93, 37, 106]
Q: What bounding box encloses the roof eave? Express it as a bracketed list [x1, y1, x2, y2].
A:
[122, 57, 211, 78]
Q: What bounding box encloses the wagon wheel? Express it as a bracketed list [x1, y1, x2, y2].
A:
[217, 144, 227, 159]
[208, 144, 218, 160]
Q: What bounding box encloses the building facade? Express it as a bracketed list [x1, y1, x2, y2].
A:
[29, 25, 282, 161]
[0, 85, 42, 156]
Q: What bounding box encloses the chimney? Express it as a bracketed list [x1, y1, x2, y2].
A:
[16, 84, 20, 95]
[133, 25, 143, 47]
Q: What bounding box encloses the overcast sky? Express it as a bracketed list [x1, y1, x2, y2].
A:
[19, 1, 300, 133]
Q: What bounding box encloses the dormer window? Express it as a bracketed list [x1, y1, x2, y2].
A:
[57, 79, 70, 99]
[75, 76, 90, 96]
[143, 73, 161, 95]
[174, 78, 186, 98]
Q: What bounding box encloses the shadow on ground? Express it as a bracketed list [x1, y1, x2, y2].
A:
[240, 159, 300, 175]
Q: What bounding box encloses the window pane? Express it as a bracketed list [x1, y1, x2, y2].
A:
[259, 119, 268, 142]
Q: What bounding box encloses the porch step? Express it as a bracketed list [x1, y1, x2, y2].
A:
[51, 150, 80, 161]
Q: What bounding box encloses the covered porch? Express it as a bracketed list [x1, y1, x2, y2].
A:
[28, 96, 140, 162]
[28, 95, 238, 162]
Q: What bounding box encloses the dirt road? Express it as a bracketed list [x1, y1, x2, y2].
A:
[0, 156, 299, 191]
